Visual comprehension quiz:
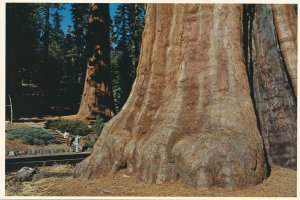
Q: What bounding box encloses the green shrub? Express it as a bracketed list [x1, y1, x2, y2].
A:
[92, 115, 105, 136]
[7, 127, 54, 145]
[45, 119, 90, 136]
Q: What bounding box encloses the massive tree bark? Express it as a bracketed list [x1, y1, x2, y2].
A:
[75, 4, 267, 188]
[78, 4, 115, 119]
[272, 5, 297, 96]
[244, 4, 297, 170]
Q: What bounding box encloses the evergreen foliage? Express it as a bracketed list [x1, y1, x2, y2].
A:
[8, 127, 54, 145]
[111, 4, 145, 112]
[70, 3, 89, 87]
[5, 3, 145, 118]
[45, 119, 90, 136]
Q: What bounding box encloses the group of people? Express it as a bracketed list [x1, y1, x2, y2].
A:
[63, 132, 81, 152]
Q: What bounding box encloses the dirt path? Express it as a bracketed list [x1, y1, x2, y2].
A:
[6, 121, 45, 130]
[6, 165, 296, 197]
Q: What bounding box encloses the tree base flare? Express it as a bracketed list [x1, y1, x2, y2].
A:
[75, 4, 267, 188]
[75, 125, 266, 188]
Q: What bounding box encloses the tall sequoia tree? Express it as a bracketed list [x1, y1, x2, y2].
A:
[75, 4, 296, 188]
[78, 4, 115, 118]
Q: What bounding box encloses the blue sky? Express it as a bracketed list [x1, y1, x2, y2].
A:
[58, 3, 119, 33]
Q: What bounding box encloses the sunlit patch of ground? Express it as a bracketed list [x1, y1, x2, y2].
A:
[5, 165, 296, 197]
[5, 137, 70, 152]
[5, 121, 71, 152]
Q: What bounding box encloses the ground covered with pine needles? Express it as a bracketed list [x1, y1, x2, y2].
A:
[6, 165, 296, 197]
[5, 120, 297, 197]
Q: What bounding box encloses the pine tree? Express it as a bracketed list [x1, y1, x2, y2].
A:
[110, 48, 122, 112]
[39, 4, 64, 109]
[49, 10, 65, 61]
[71, 3, 89, 86]
[111, 3, 145, 112]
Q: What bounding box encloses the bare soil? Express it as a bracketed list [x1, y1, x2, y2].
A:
[5, 121, 45, 130]
[5, 165, 296, 197]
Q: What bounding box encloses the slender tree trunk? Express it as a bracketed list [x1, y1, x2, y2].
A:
[245, 5, 297, 169]
[75, 4, 267, 188]
[78, 4, 115, 119]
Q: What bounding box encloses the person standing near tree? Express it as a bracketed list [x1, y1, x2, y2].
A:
[75, 135, 81, 152]
[64, 132, 70, 146]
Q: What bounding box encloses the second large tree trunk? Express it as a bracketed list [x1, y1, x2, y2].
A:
[247, 4, 297, 169]
[75, 4, 267, 188]
[78, 4, 115, 119]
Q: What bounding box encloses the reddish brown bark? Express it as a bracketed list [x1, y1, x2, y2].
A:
[78, 3, 115, 119]
[75, 4, 267, 188]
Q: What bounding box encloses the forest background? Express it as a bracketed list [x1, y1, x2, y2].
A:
[5, 3, 145, 119]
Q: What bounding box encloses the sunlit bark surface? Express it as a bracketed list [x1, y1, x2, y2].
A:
[75, 4, 267, 188]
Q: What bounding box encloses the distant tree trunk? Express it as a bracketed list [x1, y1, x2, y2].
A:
[244, 5, 297, 169]
[78, 3, 115, 119]
[75, 5, 267, 188]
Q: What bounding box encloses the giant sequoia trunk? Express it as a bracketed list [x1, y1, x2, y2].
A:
[78, 4, 115, 118]
[244, 4, 297, 169]
[75, 4, 267, 188]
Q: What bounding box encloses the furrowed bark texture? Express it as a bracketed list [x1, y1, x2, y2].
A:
[272, 5, 297, 95]
[75, 4, 267, 188]
[249, 5, 297, 169]
[78, 4, 115, 118]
